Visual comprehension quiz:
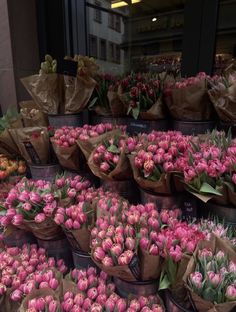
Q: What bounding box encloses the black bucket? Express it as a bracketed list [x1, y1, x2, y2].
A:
[218, 121, 236, 138]
[201, 202, 236, 226]
[126, 119, 169, 135]
[48, 113, 83, 128]
[72, 249, 98, 270]
[114, 277, 158, 298]
[3, 228, 36, 247]
[37, 237, 73, 268]
[164, 290, 196, 312]
[29, 163, 61, 182]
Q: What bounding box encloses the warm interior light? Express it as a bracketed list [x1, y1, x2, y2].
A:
[152, 17, 157, 22]
[111, 0, 142, 8]
[111, 1, 128, 8]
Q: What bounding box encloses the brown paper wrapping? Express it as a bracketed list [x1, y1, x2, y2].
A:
[18, 288, 59, 312]
[21, 74, 61, 114]
[183, 235, 236, 312]
[139, 98, 166, 120]
[0, 129, 20, 156]
[167, 79, 213, 121]
[20, 100, 49, 127]
[92, 258, 138, 282]
[140, 249, 162, 281]
[51, 139, 83, 171]
[64, 75, 96, 114]
[88, 148, 132, 181]
[129, 155, 172, 194]
[211, 185, 229, 205]
[107, 91, 126, 117]
[1, 289, 20, 312]
[62, 279, 78, 294]
[228, 187, 236, 207]
[9, 127, 50, 165]
[69, 227, 91, 253]
[208, 83, 236, 122]
[18, 218, 63, 240]
[77, 129, 122, 160]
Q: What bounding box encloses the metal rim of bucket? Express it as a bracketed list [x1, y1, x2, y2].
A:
[173, 120, 215, 125]
[72, 249, 91, 258]
[114, 277, 158, 285]
[165, 290, 195, 312]
[29, 163, 60, 169]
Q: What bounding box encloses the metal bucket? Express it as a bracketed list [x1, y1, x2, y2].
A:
[140, 188, 180, 211]
[218, 121, 236, 138]
[72, 249, 98, 269]
[29, 163, 61, 182]
[37, 237, 73, 268]
[48, 113, 83, 128]
[127, 119, 169, 135]
[3, 228, 36, 247]
[90, 115, 124, 125]
[101, 180, 140, 204]
[201, 202, 236, 226]
[173, 120, 215, 135]
[63, 228, 81, 251]
[114, 277, 158, 298]
[179, 193, 199, 220]
[164, 290, 195, 312]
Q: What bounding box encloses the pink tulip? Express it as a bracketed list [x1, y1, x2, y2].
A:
[49, 300, 59, 312]
[93, 247, 105, 261]
[116, 298, 127, 312]
[77, 277, 88, 291]
[10, 289, 22, 301]
[140, 237, 150, 250]
[97, 283, 106, 295]
[12, 214, 23, 226]
[34, 213, 46, 223]
[74, 293, 85, 306]
[64, 291, 74, 300]
[87, 287, 98, 300]
[125, 237, 135, 250]
[149, 244, 159, 256]
[207, 271, 222, 288]
[82, 298, 92, 310]
[63, 298, 74, 312]
[139, 296, 148, 308]
[226, 285, 236, 301]
[100, 162, 110, 172]
[189, 272, 203, 289]
[39, 281, 49, 289]
[102, 256, 114, 267]
[49, 278, 58, 290]
[130, 299, 141, 310]
[45, 295, 54, 303]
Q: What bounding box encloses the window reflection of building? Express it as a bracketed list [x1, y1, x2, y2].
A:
[86, 0, 126, 74]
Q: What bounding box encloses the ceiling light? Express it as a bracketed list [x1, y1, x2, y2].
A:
[111, 1, 128, 8]
[152, 17, 157, 22]
[111, 0, 142, 9]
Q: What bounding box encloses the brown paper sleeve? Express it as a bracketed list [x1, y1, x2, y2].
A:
[129, 155, 172, 194]
[22, 218, 63, 240]
[139, 98, 166, 120]
[77, 129, 122, 160]
[70, 227, 91, 253]
[107, 91, 126, 117]
[88, 148, 132, 181]
[92, 258, 138, 282]
[140, 249, 162, 281]
[51, 139, 83, 171]
[21, 74, 61, 115]
[64, 75, 96, 114]
[208, 83, 236, 122]
[0, 129, 20, 155]
[167, 79, 213, 121]
[18, 288, 58, 312]
[211, 185, 229, 206]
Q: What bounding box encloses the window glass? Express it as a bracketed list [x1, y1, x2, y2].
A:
[86, 0, 185, 75]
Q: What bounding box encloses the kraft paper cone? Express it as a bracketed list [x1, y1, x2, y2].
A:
[208, 83, 236, 122]
[0, 129, 20, 156]
[140, 249, 162, 281]
[92, 258, 139, 282]
[51, 139, 83, 171]
[107, 90, 126, 117]
[62, 279, 77, 294]
[64, 75, 96, 114]
[211, 185, 229, 205]
[2, 289, 20, 312]
[22, 218, 63, 240]
[139, 98, 166, 120]
[88, 148, 132, 181]
[9, 127, 50, 165]
[77, 129, 122, 160]
[70, 227, 91, 253]
[183, 235, 236, 312]
[21, 74, 61, 114]
[18, 288, 59, 312]
[129, 155, 172, 194]
[168, 79, 213, 121]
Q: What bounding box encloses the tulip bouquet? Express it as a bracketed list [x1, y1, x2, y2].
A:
[54, 200, 95, 252]
[1, 178, 62, 240]
[63, 267, 165, 312]
[0, 156, 26, 181]
[184, 235, 236, 312]
[95, 192, 129, 218]
[165, 71, 214, 121]
[130, 131, 191, 194]
[88, 135, 132, 181]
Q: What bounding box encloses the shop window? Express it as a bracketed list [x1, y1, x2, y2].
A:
[108, 13, 121, 32]
[109, 42, 115, 62]
[89, 35, 98, 58]
[115, 44, 121, 64]
[94, 1, 102, 23]
[100, 38, 107, 60]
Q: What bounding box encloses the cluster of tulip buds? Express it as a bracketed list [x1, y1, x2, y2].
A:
[26, 295, 60, 312]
